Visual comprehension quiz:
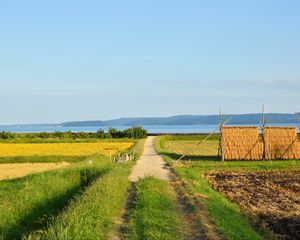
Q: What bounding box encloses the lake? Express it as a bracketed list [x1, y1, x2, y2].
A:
[0, 124, 299, 134]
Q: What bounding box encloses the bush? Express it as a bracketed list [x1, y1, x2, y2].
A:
[96, 129, 106, 139]
[108, 127, 124, 138]
[0, 131, 16, 139]
[123, 126, 147, 139]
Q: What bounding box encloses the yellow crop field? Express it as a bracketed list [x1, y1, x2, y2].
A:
[0, 142, 134, 157]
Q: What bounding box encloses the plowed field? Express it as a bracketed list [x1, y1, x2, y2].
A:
[205, 171, 300, 240]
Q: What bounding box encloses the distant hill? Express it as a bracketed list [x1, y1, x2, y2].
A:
[61, 113, 300, 127]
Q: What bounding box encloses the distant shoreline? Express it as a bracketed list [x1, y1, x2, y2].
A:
[0, 123, 298, 134]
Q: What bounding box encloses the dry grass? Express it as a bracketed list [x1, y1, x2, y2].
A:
[0, 142, 133, 157]
[0, 162, 70, 180]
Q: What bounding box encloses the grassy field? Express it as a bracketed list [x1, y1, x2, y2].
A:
[124, 177, 184, 240]
[35, 160, 134, 240]
[0, 139, 145, 240]
[0, 157, 111, 239]
[155, 135, 220, 162]
[155, 135, 300, 240]
[36, 139, 145, 240]
[164, 140, 218, 156]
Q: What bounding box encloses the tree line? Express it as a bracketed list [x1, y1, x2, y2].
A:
[0, 126, 147, 140]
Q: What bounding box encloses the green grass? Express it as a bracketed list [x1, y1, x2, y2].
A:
[0, 155, 88, 164]
[38, 164, 133, 239]
[0, 157, 111, 240]
[21, 139, 145, 240]
[37, 160, 135, 240]
[155, 135, 220, 163]
[125, 177, 184, 240]
[183, 159, 300, 171]
[174, 167, 263, 240]
[154, 135, 300, 240]
[129, 138, 146, 160]
[160, 134, 220, 141]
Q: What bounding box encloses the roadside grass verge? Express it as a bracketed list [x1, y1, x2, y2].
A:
[129, 138, 146, 160]
[0, 156, 111, 240]
[124, 177, 184, 240]
[37, 161, 135, 240]
[28, 139, 145, 240]
[180, 159, 300, 171]
[174, 167, 263, 240]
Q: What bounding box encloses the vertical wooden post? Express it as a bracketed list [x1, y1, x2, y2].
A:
[295, 112, 300, 134]
[261, 104, 266, 160]
[219, 108, 224, 161]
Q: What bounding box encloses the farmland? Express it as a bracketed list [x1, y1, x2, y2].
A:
[0, 136, 142, 240]
[165, 140, 218, 156]
[0, 142, 133, 157]
[155, 135, 300, 240]
[0, 162, 69, 180]
[205, 170, 300, 239]
[2, 132, 300, 240]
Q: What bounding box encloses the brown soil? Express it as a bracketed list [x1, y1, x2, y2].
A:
[0, 162, 70, 180]
[204, 171, 300, 240]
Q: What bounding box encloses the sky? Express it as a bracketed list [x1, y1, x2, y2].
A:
[1, 0, 300, 124]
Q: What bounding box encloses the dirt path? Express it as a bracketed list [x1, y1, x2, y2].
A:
[116, 137, 217, 240]
[0, 162, 70, 180]
[129, 136, 170, 182]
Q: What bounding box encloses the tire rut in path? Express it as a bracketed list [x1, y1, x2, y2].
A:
[171, 177, 223, 240]
[110, 183, 136, 240]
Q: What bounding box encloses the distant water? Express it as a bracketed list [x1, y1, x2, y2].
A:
[0, 124, 299, 134]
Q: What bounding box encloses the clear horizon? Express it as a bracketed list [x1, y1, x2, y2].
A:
[1, 111, 299, 126]
[1, 1, 299, 125]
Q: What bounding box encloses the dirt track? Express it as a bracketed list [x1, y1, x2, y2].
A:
[205, 171, 300, 240]
[0, 162, 70, 180]
[129, 136, 170, 182]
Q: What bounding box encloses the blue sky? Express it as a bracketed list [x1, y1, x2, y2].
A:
[1, 0, 300, 124]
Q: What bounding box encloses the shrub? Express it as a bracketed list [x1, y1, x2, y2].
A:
[0, 131, 16, 139]
[123, 126, 147, 139]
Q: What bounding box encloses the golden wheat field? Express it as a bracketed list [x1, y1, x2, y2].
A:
[0, 142, 134, 157]
[0, 162, 70, 180]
